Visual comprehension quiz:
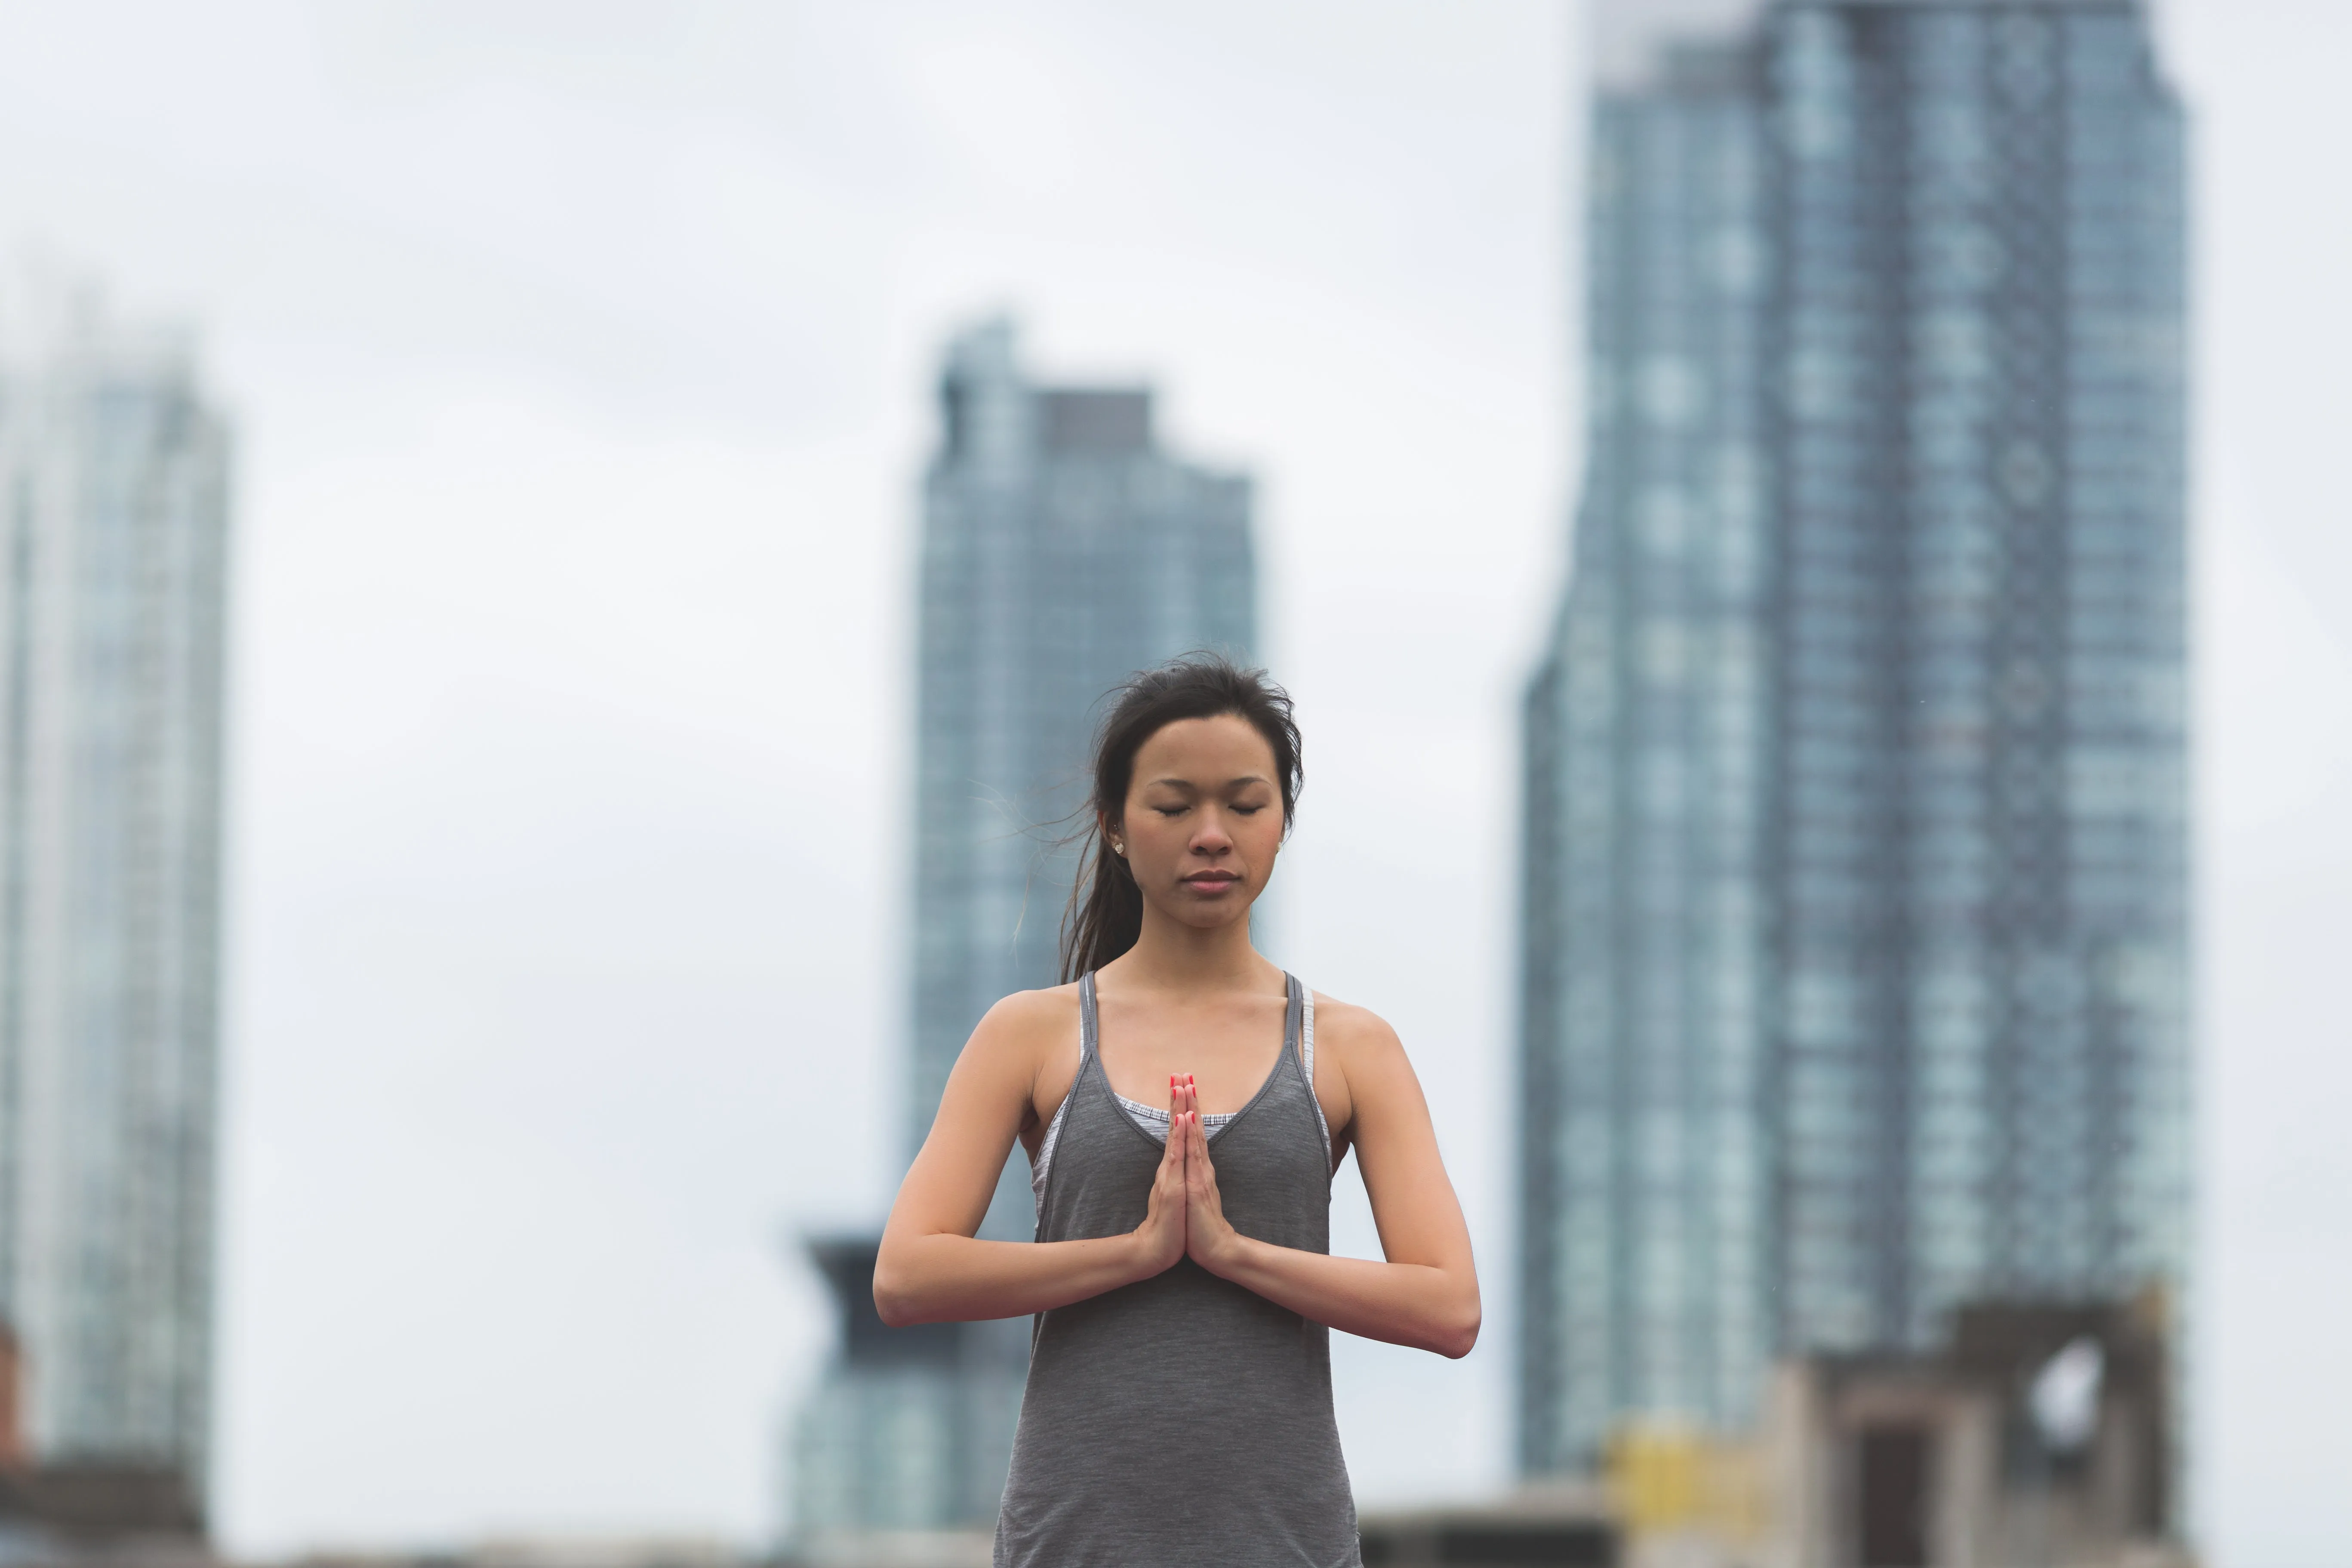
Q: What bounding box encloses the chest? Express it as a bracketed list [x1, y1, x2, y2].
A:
[1090, 996, 1291, 1116]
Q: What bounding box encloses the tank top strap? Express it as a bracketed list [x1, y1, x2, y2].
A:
[1283, 973, 1304, 1072]
[1301, 982, 1317, 1084]
[1285, 972, 1334, 1166]
[1079, 970, 1102, 1063]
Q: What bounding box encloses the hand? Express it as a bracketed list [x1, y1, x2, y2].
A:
[1130, 1072, 1189, 1277]
[1177, 1075, 1241, 1273]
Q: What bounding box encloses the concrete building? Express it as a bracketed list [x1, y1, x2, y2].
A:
[1591, 1294, 2185, 1568]
[790, 320, 1256, 1543]
[0, 276, 229, 1514]
[1520, 0, 2191, 1530]
[1757, 1296, 2183, 1568]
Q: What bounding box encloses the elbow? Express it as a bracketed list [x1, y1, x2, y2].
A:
[1432, 1301, 1481, 1361]
[870, 1251, 922, 1329]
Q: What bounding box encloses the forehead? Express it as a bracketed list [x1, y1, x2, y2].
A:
[1131, 713, 1277, 779]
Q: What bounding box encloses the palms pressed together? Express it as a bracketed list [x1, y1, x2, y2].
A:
[1133, 1075, 1241, 1276]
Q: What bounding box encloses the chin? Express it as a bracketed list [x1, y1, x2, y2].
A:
[1172, 899, 1250, 929]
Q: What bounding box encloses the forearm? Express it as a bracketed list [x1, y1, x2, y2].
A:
[1205, 1235, 1480, 1358]
[874, 1229, 1155, 1327]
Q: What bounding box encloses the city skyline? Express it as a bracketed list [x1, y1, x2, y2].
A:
[0, 3, 2338, 1564]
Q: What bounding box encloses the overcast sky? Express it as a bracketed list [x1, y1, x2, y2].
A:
[1, 2, 2346, 1564]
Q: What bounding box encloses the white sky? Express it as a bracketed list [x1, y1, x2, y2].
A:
[0, 3, 2344, 1564]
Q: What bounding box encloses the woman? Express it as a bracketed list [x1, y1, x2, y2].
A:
[874, 654, 1480, 1568]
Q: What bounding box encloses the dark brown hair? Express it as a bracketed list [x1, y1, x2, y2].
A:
[1058, 653, 1302, 983]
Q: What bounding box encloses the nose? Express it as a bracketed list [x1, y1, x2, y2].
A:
[1191, 807, 1234, 855]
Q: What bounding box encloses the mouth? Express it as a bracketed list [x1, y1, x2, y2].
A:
[1180, 871, 1241, 892]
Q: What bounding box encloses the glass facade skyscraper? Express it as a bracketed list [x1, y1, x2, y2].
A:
[908, 320, 1256, 1239]
[1519, 24, 1775, 1475]
[1520, 0, 2188, 1494]
[792, 319, 1255, 1540]
[0, 285, 230, 1500]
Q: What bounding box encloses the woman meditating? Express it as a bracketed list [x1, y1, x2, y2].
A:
[874, 654, 1481, 1568]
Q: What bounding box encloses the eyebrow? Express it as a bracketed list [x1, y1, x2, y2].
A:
[1146, 775, 1272, 789]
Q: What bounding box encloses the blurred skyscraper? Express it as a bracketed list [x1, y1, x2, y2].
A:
[905, 321, 1256, 1238]
[0, 276, 230, 1506]
[1519, 0, 2189, 1509]
[791, 319, 1255, 1541]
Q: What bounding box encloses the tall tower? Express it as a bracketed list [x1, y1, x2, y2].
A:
[1518, 11, 1776, 1473]
[0, 278, 231, 1506]
[1521, 0, 2189, 1492]
[908, 320, 1256, 1238]
[792, 320, 1256, 1543]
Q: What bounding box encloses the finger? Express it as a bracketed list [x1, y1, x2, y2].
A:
[1169, 1082, 1190, 1172]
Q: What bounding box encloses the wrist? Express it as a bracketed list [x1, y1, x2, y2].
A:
[1195, 1221, 1250, 1280]
[1123, 1223, 1170, 1284]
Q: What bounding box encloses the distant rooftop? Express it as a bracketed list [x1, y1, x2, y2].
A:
[1036, 388, 1153, 454]
[1592, 0, 2159, 92]
[1591, 0, 1766, 90]
[0, 259, 199, 379]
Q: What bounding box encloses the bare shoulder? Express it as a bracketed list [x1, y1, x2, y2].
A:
[962, 984, 1083, 1082]
[1308, 991, 1409, 1068]
[1306, 992, 1426, 1142]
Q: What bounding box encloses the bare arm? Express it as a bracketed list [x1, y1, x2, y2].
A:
[1178, 1009, 1481, 1358]
[873, 992, 1190, 1327]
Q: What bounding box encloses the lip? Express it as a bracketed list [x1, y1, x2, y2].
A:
[1180, 871, 1241, 891]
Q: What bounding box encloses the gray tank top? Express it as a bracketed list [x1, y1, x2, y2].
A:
[994, 972, 1360, 1568]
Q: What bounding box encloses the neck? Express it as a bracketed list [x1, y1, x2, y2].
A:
[1104, 902, 1281, 996]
